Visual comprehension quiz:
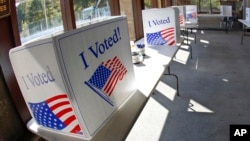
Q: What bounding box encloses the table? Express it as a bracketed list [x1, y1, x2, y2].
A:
[197, 14, 229, 17]
[126, 41, 180, 141]
[198, 14, 233, 33]
[134, 38, 179, 97]
[238, 19, 250, 45]
[180, 23, 199, 59]
[27, 41, 179, 141]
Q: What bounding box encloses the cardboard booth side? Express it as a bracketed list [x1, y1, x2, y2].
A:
[9, 38, 88, 139]
[9, 16, 137, 140]
[172, 6, 186, 26]
[246, 7, 250, 21]
[185, 5, 198, 24]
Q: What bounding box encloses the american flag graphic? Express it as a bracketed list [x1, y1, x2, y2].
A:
[146, 27, 175, 46]
[186, 12, 197, 19]
[29, 94, 83, 135]
[85, 56, 127, 106]
[179, 15, 184, 25]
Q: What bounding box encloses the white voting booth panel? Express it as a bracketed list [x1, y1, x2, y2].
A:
[9, 16, 136, 140]
[220, 5, 232, 17]
[185, 5, 198, 24]
[142, 7, 180, 47]
[172, 6, 186, 26]
[246, 7, 250, 22]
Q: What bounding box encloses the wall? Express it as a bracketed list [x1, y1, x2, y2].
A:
[0, 1, 47, 140]
[119, 0, 136, 41]
[0, 66, 24, 141]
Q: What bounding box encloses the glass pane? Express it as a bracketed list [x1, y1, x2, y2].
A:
[16, 0, 63, 44]
[200, 0, 210, 13]
[211, 0, 220, 13]
[74, 0, 111, 28]
[190, 0, 198, 5]
[190, 0, 199, 11]
[144, 0, 151, 9]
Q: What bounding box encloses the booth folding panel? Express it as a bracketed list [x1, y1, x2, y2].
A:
[9, 16, 137, 140]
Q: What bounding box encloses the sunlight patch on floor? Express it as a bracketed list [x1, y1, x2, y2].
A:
[187, 99, 214, 113]
[200, 39, 210, 44]
[155, 81, 177, 101]
[222, 78, 229, 82]
[180, 44, 190, 50]
[195, 58, 199, 70]
[173, 49, 190, 64]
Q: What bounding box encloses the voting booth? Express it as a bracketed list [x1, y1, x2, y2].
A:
[172, 6, 186, 26]
[185, 5, 198, 24]
[246, 7, 250, 22]
[9, 16, 137, 140]
[142, 7, 180, 47]
[220, 5, 232, 17]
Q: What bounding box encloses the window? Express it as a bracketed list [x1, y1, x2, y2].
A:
[16, 0, 63, 44]
[144, 0, 151, 9]
[190, 0, 220, 13]
[73, 0, 111, 28]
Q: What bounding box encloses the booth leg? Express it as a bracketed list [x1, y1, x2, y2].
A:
[164, 67, 179, 96]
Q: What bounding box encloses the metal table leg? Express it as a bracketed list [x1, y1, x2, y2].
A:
[164, 66, 179, 96]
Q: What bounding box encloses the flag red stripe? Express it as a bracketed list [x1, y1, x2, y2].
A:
[109, 57, 119, 68]
[46, 94, 67, 103]
[56, 107, 73, 118]
[161, 32, 174, 39]
[107, 73, 122, 95]
[104, 60, 124, 92]
[70, 125, 81, 133]
[104, 60, 122, 85]
[117, 66, 127, 80]
[104, 56, 118, 68]
[119, 70, 127, 80]
[50, 101, 70, 111]
[105, 65, 127, 95]
[102, 56, 127, 96]
[161, 29, 174, 34]
[165, 35, 175, 41]
[105, 71, 120, 96]
[104, 59, 111, 66]
[179, 15, 184, 24]
[168, 40, 175, 46]
[104, 69, 119, 95]
[64, 115, 76, 126]
[103, 57, 119, 94]
[161, 27, 174, 31]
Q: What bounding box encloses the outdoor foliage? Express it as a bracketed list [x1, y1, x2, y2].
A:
[144, 0, 150, 8]
[16, 0, 108, 33]
[16, 0, 61, 33]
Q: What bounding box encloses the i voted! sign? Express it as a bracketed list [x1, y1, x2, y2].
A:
[53, 16, 136, 137]
[142, 8, 178, 46]
[172, 6, 186, 26]
[185, 5, 198, 24]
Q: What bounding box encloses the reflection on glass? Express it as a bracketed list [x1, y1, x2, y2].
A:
[74, 0, 111, 28]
